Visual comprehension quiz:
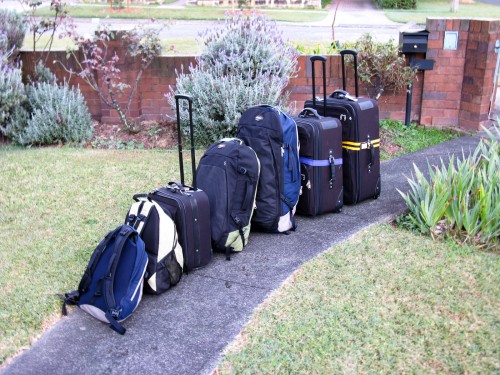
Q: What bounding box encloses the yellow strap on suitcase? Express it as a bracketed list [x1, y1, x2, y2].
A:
[342, 138, 380, 151]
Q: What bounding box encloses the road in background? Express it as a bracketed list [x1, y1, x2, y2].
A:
[0, 0, 424, 43]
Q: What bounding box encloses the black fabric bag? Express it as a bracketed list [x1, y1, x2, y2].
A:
[125, 196, 183, 294]
[196, 138, 260, 259]
[237, 105, 301, 233]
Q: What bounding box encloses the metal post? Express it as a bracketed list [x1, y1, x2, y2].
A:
[405, 55, 415, 126]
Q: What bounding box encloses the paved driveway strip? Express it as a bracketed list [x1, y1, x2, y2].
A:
[1, 135, 482, 375]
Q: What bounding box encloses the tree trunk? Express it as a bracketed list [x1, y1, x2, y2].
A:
[451, 0, 459, 13]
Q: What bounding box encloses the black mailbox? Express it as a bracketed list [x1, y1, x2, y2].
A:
[400, 30, 430, 54]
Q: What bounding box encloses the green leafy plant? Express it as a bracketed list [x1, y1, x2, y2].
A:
[398, 126, 500, 250]
[5, 81, 93, 146]
[354, 33, 417, 100]
[167, 11, 298, 146]
[377, 0, 416, 9]
[90, 136, 144, 150]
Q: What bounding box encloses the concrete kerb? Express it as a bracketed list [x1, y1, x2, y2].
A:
[1, 134, 484, 375]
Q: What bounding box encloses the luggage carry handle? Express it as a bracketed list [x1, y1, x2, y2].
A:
[133, 193, 149, 202]
[310, 55, 327, 114]
[339, 49, 359, 98]
[219, 137, 244, 145]
[330, 89, 357, 101]
[299, 107, 321, 119]
[167, 181, 187, 192]
[175, 94, 197, 189]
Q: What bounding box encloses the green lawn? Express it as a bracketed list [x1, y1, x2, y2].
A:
[379, 119, 458, 160]
[218, 224, 500, 373]
[0, 147, 196, 364]
[0, 121, 473, 367]
[34, 5, 328, 22]
[383, 0, 500, 25]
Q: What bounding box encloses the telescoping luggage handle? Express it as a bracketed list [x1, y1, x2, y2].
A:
[340, 49, 359, 98]
[175, 94, 197, 189]
[310, 56, 327, 114]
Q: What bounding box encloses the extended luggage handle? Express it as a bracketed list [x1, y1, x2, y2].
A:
[175, 94, 197, 189]
[299, 107, 321, 119]
[340, 49, 359, 98]
[310, 55, 327, 114]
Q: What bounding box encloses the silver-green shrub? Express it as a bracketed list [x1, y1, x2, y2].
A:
[6, 82, 93, 146]
[0, 9, 26, 60]
[167, 11, 298, 145]
[398, 126, 500, 250]
[0, 61, 26, 132]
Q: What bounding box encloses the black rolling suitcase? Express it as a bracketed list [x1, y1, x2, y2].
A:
[294, 108, 343, 216]
[304, 51, 381, 204]
[146, 95, 212, 272]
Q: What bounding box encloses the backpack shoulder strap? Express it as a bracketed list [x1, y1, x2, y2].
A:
[103, 225, 139, 335]
[57, 226, 123, 316]
[126, 199, 154, 235]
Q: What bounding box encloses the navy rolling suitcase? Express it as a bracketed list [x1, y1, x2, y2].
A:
[304, 51, 381, 204]
[146, 95, 212, 272]
[294, 108, 343, 216]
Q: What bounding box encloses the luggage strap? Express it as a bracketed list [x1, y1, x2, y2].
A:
[300, 153, 343, 188]
[227, 215, 246, 261]
[57, 226, 123, 316]
[299, 157, 343, 167]
[341, 138, 380, 151]
[103, 225, 138, 335]
[342, 138, 380, 173]
[127, 200, 153, 235]
[280, 194, 297, 231]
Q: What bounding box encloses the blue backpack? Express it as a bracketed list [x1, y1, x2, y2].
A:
[59, 225, 148, 335]
[237, 106, 301, 232]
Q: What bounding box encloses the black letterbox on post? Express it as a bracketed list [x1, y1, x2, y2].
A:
[400, 30, 429, 54]
[399, 30, 432, 126]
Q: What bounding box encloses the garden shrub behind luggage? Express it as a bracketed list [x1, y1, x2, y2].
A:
[167, 11, 298, 146]
[4, 81, 93, 146]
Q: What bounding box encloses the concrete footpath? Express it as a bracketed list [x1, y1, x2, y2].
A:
[1, 133, 487, 375]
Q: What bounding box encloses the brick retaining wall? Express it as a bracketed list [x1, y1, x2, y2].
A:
[20, 18, 500, 131]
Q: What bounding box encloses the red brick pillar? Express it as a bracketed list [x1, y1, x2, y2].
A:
[420, 18, 470, 128]
[459, 20, 500, 130]
[421, 18, 500, 131]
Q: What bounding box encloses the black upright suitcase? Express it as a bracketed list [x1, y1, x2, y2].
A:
[146, 95, 212, 272]
[294, 108, 343, 216]
[304, 52, 381, 204]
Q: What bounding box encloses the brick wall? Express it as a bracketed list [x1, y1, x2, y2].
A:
[421, 18, 500, 130]
[19, 18, 500, 131]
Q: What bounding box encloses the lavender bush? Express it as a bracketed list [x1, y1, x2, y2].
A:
[167, 11, 298, 145]
[0, 61, 25, 132]
[0, 9, 26, 61]
[4, 82, 93, 146]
